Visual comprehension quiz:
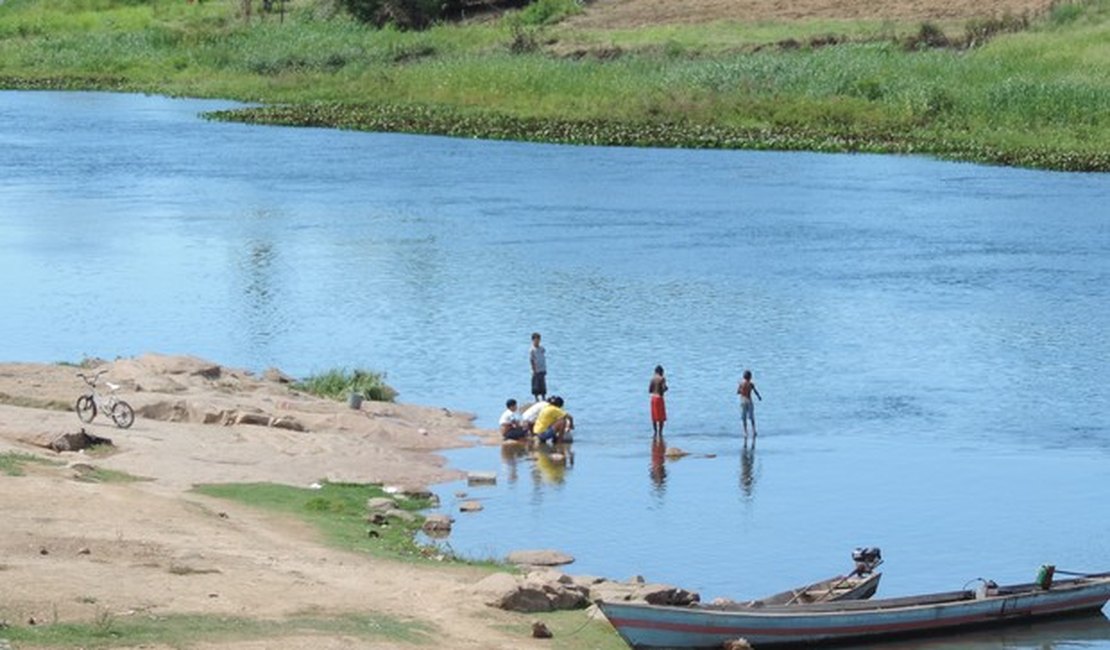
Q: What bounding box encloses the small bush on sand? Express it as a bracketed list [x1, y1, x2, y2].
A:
[296, 368, 398, 402]
[0, 452, 60, 476]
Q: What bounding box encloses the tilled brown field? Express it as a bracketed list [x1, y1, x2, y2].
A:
[568, 0, 1059, 28]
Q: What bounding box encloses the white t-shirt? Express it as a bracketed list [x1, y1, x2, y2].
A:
[521, 401, 547, 422]
[499, 408, 521, 427]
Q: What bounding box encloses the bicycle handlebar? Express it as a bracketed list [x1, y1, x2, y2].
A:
[76, 369, 108, 385]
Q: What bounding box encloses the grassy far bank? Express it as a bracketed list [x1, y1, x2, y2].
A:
[1, 0, 1109, 170]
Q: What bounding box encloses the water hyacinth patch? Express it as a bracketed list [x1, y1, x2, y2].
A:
[206, 101, 1110, 171]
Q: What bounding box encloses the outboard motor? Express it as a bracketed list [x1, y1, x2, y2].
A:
[852, 547, 883, 576]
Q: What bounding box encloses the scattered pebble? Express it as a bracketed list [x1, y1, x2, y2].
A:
[467, 471, 497, 486]
[531, 621, 553, 638]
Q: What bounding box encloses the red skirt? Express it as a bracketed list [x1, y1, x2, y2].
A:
[651, 394, 667, 422]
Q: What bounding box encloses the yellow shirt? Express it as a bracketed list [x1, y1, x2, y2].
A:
[533, 405, 567, 434]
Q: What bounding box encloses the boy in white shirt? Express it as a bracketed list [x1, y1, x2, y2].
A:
[499, 398, 527, 441]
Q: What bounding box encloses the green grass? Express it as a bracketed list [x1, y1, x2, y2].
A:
[0, 611, 433, 647]
[0, 391, 73, 412]
[295, 367, 398, 402]
[497, 609, 625, 650]
[1, 0, 1109, 168]
[0, 451, 61, 476]
[73, 466, 151, 483]
[193, 481, 432, 559]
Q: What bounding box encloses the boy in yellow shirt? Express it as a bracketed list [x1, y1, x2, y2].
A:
[533, 396, 574, 444]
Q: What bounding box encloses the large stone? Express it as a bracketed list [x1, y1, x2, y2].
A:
[637, 584, 701, 606]
[506, 550, 574, 567]
[270, 416, 305, 431]
[459, 501, 483, 513]
[422, 514, 453, 537]
[570, 574, 606, 588]
[467, 471, 497, 486]
[366, 497, 396, 512]
[233, 412, 271, 427]
[400, 488, 435, 501]
[500, 584, 555, 613]
[526, 569, 573, 585]
[48, 430, 113, 452]
[588, 579, 700, 607]
[475, 572, 590, 613]
[191, 364, 223, 380]
[543, 582, 590, 610]
[385, 508, 418, 523]
[473, 572, 520, 606]
[590, 581, 639, 603]
[262, 367, 295, 384]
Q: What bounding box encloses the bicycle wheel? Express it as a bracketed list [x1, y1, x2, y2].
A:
[75, 395, 97, 423]
[111, 401, 135, 429]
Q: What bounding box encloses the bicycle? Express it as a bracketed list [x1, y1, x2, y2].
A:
[75, 369, 135, 429]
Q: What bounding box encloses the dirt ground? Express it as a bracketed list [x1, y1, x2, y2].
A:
[0, 354, 550, 649]
[568, 0, 1060, 28]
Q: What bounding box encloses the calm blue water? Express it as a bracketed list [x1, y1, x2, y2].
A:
[2, 91, 1109, 643]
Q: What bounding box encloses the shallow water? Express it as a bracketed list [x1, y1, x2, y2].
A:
[2, 91, 1109, 641]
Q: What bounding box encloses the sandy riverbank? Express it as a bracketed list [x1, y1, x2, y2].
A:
[0, 353, 566, 649]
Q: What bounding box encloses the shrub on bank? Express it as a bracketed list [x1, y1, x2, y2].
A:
[296, 368, 398, 402]
[339, 0, 444, 29]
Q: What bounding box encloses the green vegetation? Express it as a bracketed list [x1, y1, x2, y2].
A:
[515, 0, 583, 26]
[72, 466, 151, 483]
[193, 481, 430, 559]
[1, 0, 1108, 169]
[0, 391, 73, 412]
[0, 611, 432, 647]
[295, 367, 398, 402]
[506, 610, 627, 650]
[0, 451, 60, 476]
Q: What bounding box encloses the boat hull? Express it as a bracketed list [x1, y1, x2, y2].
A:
[600, 576, 1110, 649]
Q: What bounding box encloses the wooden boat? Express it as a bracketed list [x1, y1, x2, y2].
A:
[599, 570, 1110, 649]
[708, 548, 883, 610]
[741, 571, 882, 607]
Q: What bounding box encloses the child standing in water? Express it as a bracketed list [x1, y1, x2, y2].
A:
[649, 365, 668, 436]
[737, 369, 762, 440]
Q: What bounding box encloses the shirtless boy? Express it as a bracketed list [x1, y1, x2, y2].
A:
[737, 369, 762, 439]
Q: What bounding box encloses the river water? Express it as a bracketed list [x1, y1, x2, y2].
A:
[2, 91, 1109, 646]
